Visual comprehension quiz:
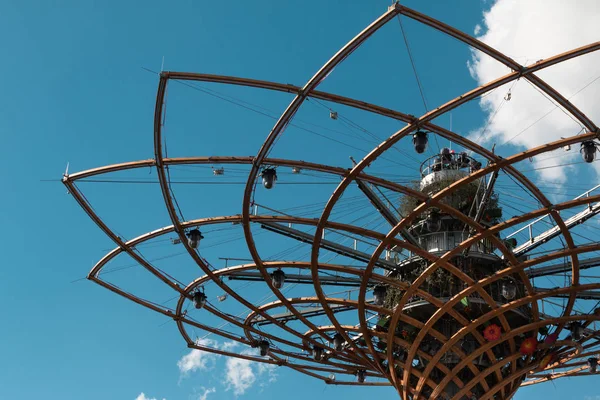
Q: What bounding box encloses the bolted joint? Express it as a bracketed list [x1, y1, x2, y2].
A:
[388, 2, 402, 12]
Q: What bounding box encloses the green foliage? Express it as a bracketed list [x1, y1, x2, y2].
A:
[384, 286, 405, 310]
[398, 176, 502, 224]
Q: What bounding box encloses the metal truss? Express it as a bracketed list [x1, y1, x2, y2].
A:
[63, 3, 600, 400]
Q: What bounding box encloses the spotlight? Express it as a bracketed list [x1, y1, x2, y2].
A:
[313, 346, 324, 361]
[502, 281, 517, 300]
[581, 141, 597, 163]
[259, 340, 270, 356]
[193, 291, 207, 309]
[332, 334, 344, 351]
[271, 269, 285, 289]
[588, 357, 598, 373]
[187, 229, 204, 249]
[413, 131, 428, 154]
[356, 369, 366, 383]
[260, 168, 277, 189]
[373, 285, 387, 306]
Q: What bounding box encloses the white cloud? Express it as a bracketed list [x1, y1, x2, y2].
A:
[223, 348, 277, 395]
[256, 362, 278, 386]
[177, 340, 277, 396]
[197, 387, 216, 400]
[469, 0, 600, 182]
[220, 340, 239, 352]
[177, 338, 218, 376]
[135, 393, 166, 400]
[224, 357, 256, 396]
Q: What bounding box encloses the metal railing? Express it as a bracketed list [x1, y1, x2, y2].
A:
[416, 231, 496, 254]
[419, 152, 478, 177]
[506, 183, 600, 240]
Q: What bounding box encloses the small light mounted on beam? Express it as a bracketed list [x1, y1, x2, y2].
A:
[412, 130, 428, 154]
[502, 280, 517, 300]
[373, 285, 387, 306]
[187, 229, 204, 249]
[581, 141, 597, 163]
[571, 322, 584, 340]
[259, 340, 270, 356]
[217, 294, 228, 302]
[260, 168, 277, 189]
[271, 269, 285, 289]
[193, 291, 207, 309]
[312, 345, 324, 361]
[426, 210, 441, 232]
[356, 369, 366, 383]
[588, 357, 598, 373]
[332, 334, 344, 351]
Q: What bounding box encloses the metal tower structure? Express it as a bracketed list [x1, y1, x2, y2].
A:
[64, 3, 600, 399]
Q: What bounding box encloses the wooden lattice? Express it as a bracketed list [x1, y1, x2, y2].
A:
[63, 3, 600, 399]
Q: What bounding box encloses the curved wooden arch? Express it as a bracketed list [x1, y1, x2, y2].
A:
[63, 3, 600, 399]
[76, 201, 600, 395]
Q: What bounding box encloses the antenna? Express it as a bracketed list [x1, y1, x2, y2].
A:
[64, 162, 70, 177]
[449, 113, 453, 150]
[161, 56, 165, 72]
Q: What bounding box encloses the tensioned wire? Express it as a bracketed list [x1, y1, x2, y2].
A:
[144, 51, 596, 332]
[229, 198, 392, 263]
[160, 62, 598, 184]
[488, 71, 600, 151]
[471, 78, 521, 148]
[193, 263, 384, 345]
[395, 14, 441, 156]
[307, 97, 423, 166]
[164, 68, 545, 193]
[81, 37, 600, 376]
[285, 213, 391, 266]
[497, 198, 600, 259]
[497, 195, 600, 244]
[251, 198, 395, 264]
[194, 279, 302, 342]
[167, 76, 420, 171]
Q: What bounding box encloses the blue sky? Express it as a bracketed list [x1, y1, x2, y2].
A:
[1, 1, 599, 399]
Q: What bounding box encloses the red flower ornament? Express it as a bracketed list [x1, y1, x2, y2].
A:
[483, 324, 502, 341]
[544, 332, 559, 345]
[520, 337, 538, 355]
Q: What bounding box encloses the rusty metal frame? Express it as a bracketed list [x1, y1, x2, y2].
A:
[63, 3, 600, 399]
